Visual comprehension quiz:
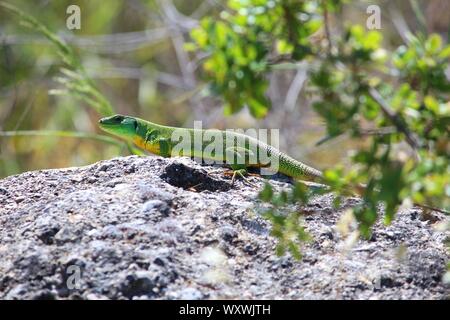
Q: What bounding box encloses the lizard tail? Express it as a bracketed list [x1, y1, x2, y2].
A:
[275, 152, 323, 182]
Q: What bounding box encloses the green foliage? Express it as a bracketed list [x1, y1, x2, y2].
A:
[393, 34, 450, 93]
[0, 1, 114, 116]
[311, 27, 450, 237]
[192, 0, 449, 259]
[0, 2, 149, 176]
[191, 17, 270, 117]
[258, 182, 317, 259]
[190, 0, 326, 117]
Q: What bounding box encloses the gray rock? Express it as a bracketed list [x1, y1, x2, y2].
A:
[137, 183, 175, 204]
[5, 284, 29, 299]
[120, 271, 156, 299]
[220, 225, 238, 243]
[141, 200, 169, 216]
[54, 227, 80, 244]
[177, 287, 204, 300]
[0, 156, 448, 300]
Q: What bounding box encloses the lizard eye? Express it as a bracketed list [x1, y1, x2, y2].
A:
[113, 115, 124, 122]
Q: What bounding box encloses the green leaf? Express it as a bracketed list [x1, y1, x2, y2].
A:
[276, 39, 294, 55]
[438, 45, 450, 59]
[288, 241, 302, 260]
[258, 182, 273, 202]
[424, 95, 439, 113]
[425, 34, 442, 54]
[247, 96, 269, 118]
[275, 243, 286, 257]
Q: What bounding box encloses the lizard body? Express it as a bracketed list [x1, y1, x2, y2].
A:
[98, 114, 323, 182]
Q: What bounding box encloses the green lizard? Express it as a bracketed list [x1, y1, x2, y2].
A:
[98, 114, 323, 185]
[98, 114, 448, 214]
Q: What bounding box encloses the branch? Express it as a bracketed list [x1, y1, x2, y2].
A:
[315, 127, 397, 146]
[368, 88, 421, 151]
[322, 0, 333, 55]
[0, 130, 122, 145]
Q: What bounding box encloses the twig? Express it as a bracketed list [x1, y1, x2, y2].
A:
[157, 0, 208, 124]
[284, 66, 308, 111]
[0, 28, 170, 54]
[267, 54, 294, 65]
[315, 127, 397, 146]
[322, 0, 333, 55]
[368, 88, 420, 152]
[0, 130, 122, 146]
[388, 5, 412, 44]
[409, 0, 427, 35]
[414, 203, 450, 215]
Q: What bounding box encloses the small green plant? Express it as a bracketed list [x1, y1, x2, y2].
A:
[258, 182, 322, 259]
[0, 1, 114, 116]
[0, 2, 146, 157]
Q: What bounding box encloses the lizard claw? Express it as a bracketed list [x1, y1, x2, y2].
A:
[230, 169, 257, 187]
[209, 168, 258, 187]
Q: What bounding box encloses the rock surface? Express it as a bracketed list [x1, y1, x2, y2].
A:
[0, 156, 448, 300]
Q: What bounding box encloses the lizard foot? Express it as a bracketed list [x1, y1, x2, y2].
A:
[209, 168, 258, 187]
[230, 169, 257, 187]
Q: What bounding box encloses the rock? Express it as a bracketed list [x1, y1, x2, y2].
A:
[14, 196, 25, 203]
[37, 225, 61, 245]
[32, 290, 56, 300]
[100, 225, 123, 240]
[5, 284, 29, 299]
[86, 176, 97, 184]
[0, 156, 448, 300]
[243, 243, 259, 255]
[96, 163, 110, 173]
[120, 272, 155, 299]
[220, 225, 238, 243]
[177, 287, 204, 300]
[161, 161, 231, 192]
[105, 179, 124, 188]
[137, 183, 175, 204]
[141, 200, 169, 216]
[54, 227, 80, 244]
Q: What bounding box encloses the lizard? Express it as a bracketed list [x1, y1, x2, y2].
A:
[98, 114, 448, 214]
[98, 114, 323, 186]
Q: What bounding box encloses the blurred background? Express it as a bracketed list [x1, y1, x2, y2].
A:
[0, 0, 448, 177]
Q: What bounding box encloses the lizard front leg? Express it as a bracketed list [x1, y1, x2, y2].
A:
[144, 130, 171, 157]
[157, 137, 171, 158]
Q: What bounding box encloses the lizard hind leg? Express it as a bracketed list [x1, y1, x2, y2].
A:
[230, 166, 245, 185]
[228, 165, 257, 187]
[224, 146, 257, 187]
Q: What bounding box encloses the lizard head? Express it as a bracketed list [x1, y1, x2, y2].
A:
[98, 114, 138, 139]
